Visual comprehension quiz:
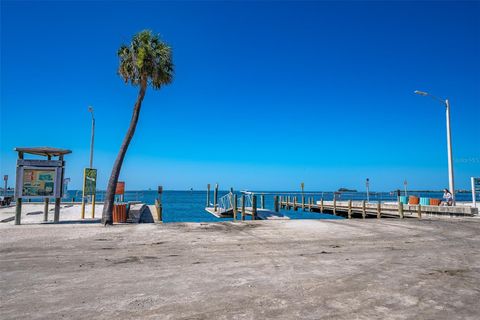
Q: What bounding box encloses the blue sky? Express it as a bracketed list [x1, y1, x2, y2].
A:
[1, 1, 479, 191]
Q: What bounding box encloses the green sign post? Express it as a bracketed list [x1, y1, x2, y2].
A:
[81, 168, 97, 219]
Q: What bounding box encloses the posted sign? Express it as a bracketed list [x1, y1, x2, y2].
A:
[83, 168, 97, 196]
[115, 181, 125, 195]
[15, 159, 64, 199]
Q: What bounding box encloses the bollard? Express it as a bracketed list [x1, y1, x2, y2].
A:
[418, 204, 422, 219]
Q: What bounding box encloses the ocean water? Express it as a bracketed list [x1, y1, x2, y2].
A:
[58, 190, 476, 223]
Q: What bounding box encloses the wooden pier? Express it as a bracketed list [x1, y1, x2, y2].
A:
[279, 196, 478, 219]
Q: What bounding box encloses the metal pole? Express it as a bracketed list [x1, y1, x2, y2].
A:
[366, 178, 370, 203]
[89, 108, 95, 169]
[445, 99, 455, 205]
[472, 177, 477, 208]
[3, 176, 7, 197]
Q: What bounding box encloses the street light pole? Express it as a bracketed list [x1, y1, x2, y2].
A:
[366, 178, 370, 202]
[88, 106, 95, 168]
[414, 91, 455, 205]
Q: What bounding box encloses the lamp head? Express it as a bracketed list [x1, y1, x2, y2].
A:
[414, 90, 428, 96]
[88, 106, 94, 113]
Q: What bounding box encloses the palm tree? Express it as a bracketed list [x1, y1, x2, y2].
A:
[102, 30, 174, 225]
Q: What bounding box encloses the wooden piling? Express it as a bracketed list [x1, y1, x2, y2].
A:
[417, 204, 422, 219]
[348, 200, 352, 219]
[241, 194, 246, 221]
[252, 195, 257, 220]
[214, 183, 218, 212]
[333, 198, 337, 215]
[233, 194, 238, 221]
[301, 196, 305, 211]
[362, 200, 366, 219]
[261, 194, 265, 209]
[274, 195, 279, 212]
[155, 198, 163, 222]
[294, 197, 298, 211]
[377, 202, 381, 219]
[320, 198, 324, 212]
[206, 183, 210, 207]
[398, 199, 404, 219]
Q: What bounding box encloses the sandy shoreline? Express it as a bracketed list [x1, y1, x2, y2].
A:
[1, 217, 480, 319]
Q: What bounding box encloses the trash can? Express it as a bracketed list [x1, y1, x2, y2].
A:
[430, 198, 441, 206]
[408, 196, 419, 205]
[113, 204, 127, 223]
[399, 196, 408, 204]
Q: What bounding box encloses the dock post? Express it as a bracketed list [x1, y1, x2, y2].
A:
[333, 198, 337, 215]
[287, 196, 291, 210]
[43, 198, 49, 222]
[301, 196, 305, 211]
[261, 194, 265, 209]
[417, 204, 422, 219]
[398, 199, 404, 219]
[320, 198, 324, 212]
[206, 183, 210, 207]
[348, 200, 352, 219]
[214, 183, 218, 212]
[294, 197, 298, 211]
[155, 198, 163, 222]
[233, 194, 238, 221]
[241, 194, 246, 221]
[377, 201, 381, 219]
[252, 195, 257, 220]
[274, 195, 279, 212]
[362, 200, 366, 219]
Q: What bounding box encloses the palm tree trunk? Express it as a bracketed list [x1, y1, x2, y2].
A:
[102, 79, 147, 225]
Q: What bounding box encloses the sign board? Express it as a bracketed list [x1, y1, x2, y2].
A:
[15, 159, 64, 199]
[472, 177, 480, 208]
[115, 181, 125, 195]
[83, 168, 97, 196]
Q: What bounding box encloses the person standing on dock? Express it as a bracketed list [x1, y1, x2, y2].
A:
[443, 189, 453, 206]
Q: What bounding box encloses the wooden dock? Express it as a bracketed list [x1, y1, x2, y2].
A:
[205, 206, 288, 220]
[279, 197, 477, 219]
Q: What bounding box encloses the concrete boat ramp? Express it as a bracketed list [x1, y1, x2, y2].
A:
[205, 206, 289, 220]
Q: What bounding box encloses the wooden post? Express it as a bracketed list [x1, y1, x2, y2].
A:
[261, 194, 265, 209]
[155, 198, 163, 222]
[15, 198, 22, 225]
[15, 151, 24, 225]
[206, 184, 210, 207]
[287, 196, 291, 210]
[294, 196, 298, 211]
[333, 198, 337, 215]
[377, 201, 381, 219]
[233, 194, 238, 221]
[274, 195, 279, 212]
[241, 194, 246, 221]
[301, 195, 305, 211]
[362, 200, 366, 219]
[320, 198, 324, 212]
[43, 198, 49, 222]
[214, 183, 218, 212]
[252, 195, 257, 220]
[91, 194, 96, 219]
[348, 200, 352, 219]
[398, 199, 404, 219]
[54, 198, 61, 223]
[417, 204, 422, 219]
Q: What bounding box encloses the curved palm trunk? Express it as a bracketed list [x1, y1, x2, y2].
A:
[102, 80, 147, 225]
